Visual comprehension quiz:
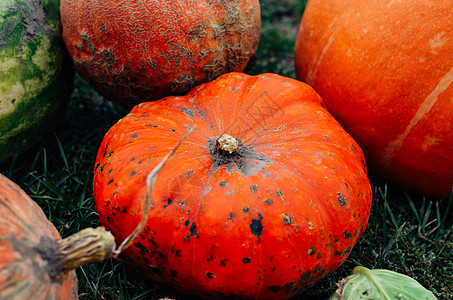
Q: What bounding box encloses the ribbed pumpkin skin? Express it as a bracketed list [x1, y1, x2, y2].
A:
[295, 0, 453, 198]
[93, 73, 372, 299]
[0, 173, 78, 300]
[60, 0, 261, 107]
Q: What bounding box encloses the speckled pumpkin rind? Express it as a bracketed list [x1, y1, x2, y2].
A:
[0, 0, 74, 163]
[0, 173, 78, 299]
[60, 0, 261, 107]
[93, 73, 373, 299]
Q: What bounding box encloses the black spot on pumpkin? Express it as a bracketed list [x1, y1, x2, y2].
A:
[170, 269, 177, 278]
[350, 144, 357, 153]
[250, 184, 258, 192]
[132, 134, 139, 138]
[99, 163, 106, 173]
[219, 259, 227, 267]
[228, 212, 236, 221]
[107, 179, 114, 185]
[242, 206, 250, 213]
[282, 214, 292, 225]
[258, 213, 263, 220]
[142, 226, 151, 235]
[220, 181, 227, 187]
[268, 286, 281, 293]
[343, 230, 352, 239]
[308, 246, 316, 255]
[190, 222, 197, 237]
[336, 246, 352, 259]
[174, 249, 182, 258]
[129, 170, 136, 176]
[134, 242, 148, 256]
[250, 218, 263, 238]
[107, 151, 114, 157]
[243, 257, 251, 263]
[337, 193, 347, 206]
[164, 198, 171, 206]
[184, 219, 190, 227]
[264, 198, 273, 205]
[317, 253, 322, 259]
[206, 272, 215, 279]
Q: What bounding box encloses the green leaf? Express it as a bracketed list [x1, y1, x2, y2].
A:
[329, 266, 437, 300]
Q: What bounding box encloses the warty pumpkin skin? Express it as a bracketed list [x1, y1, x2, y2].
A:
[93, 72, 373, 299]
[60, 0, 261, 107]
[0, 173, 78, 299]
[294, 0, 453, 198]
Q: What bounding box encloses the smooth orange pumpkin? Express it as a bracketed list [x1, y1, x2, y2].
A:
[93, 72, 373, 299]
[60, 0, 261, 107]
[295, 0, 453, 198]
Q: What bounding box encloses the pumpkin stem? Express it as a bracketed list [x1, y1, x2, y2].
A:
[216, 134, 238, 154]
[56, 126, 196, 272]
[56, 227, 116, 273]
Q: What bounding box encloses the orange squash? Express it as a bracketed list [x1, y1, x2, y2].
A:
[60, 0, 261, 107]
[295, 0, 453, 198]
[93, 72, 373, 299]
[0, 173, 78, 299]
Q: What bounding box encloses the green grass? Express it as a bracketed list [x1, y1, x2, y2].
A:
[1, 0, 452, 299]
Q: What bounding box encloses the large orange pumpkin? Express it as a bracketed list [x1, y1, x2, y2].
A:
[93, 72, 373, 299]
[294, 0, 453, 198]
[60, 0, 261, 107]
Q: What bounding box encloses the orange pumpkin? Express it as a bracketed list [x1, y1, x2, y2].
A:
[0, 173, 78, 299]
[93, 72, 373, 299]
[60, 0, 261, 107]
[294, 0, 453, 198]
[0, 167, 167, 299]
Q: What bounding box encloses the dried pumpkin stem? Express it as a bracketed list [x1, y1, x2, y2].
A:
[56, 227, 115, 273]
[55, 126, 196, 273]
[216, 134, 238, 154]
